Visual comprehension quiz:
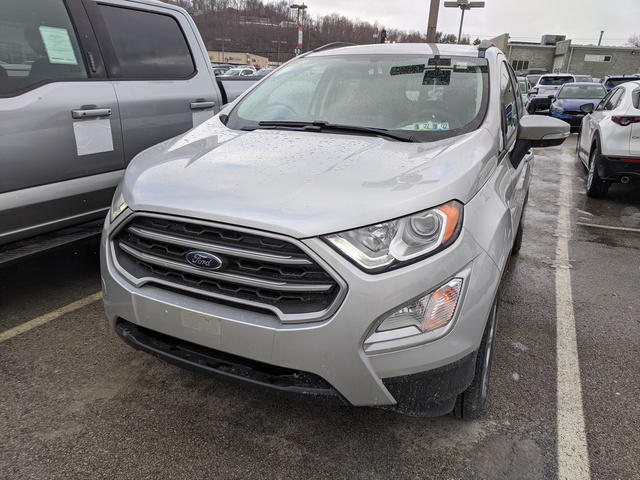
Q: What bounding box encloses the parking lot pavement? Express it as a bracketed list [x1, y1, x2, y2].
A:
[1, 136, 639, 480]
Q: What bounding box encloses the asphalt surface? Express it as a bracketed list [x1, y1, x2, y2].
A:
[1, 136, 639, 479]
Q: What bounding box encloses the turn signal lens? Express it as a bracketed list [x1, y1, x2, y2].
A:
[377, 279, 463, 334]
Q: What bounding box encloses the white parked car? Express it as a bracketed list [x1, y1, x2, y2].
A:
[222, 66, 256, 77]
[527, 73, 576, 113]
[577, 80, 640, 197]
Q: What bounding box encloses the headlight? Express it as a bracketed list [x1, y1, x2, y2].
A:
[551, 105, 563, 114]
[324, 200, 463, 272]
[109, 185, 128, 222]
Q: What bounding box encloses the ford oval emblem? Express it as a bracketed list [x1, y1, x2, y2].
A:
[185, 251, 223, 270]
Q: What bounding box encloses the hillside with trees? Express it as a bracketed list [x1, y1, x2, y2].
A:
[167, 0, 471, 63]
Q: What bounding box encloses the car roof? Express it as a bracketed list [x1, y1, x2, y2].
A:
[540, 73, 573, 77]
[307, 42, 486, 58]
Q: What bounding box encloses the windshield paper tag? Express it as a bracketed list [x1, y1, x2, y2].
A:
[38, 26, 78, 65]
[410, 121, 450, 131]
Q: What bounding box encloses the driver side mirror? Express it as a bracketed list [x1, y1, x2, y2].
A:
[519, 115, 570, 147]
[580, 103, 595, 114]
[510, 115, 570, 167]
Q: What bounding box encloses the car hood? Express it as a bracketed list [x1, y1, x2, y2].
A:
[553, 98, 601, 110]
[121, 117, 496, 238]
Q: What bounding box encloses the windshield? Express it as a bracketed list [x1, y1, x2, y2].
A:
[605, 77, 640, 88]
[558, 84, 606, 99]
[527, 74, 541, 86]
[226, 54, 489, 142]
[223, 69, 241, 76]
[539, 76, 574, 86]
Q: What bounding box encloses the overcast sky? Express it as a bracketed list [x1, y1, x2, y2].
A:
[303, 0, 638, 46]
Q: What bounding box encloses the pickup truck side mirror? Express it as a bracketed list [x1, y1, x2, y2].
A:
[510, 115, 570, 167]
[548, 95, 556, 100]
[580, 103, 595, 114]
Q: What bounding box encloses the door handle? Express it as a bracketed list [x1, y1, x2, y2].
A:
[71, 108, 112, 119]
[190, 100, 216, 110]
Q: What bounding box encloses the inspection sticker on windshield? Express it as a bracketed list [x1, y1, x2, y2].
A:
[407, 121, 450, 131]
[38, 26, 78, 65]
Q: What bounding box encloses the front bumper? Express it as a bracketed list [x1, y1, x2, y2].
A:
[550, 111, 586, 127]
[101, 215, 500, 409]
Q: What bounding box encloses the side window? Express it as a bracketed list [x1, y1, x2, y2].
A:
[506, 64, 524, 116]
[603, 89, 623, 110]
[0, 0, 87, 96]
[96, 5, 195, 79]
[596, 89, 615, 111]
[500, 62, 518, 148]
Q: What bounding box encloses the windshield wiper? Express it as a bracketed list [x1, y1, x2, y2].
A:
[255, 120, 417, 142]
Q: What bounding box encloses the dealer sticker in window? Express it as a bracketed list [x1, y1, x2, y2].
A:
[38, 26, 78, 65]
[404, 121, 450, 131]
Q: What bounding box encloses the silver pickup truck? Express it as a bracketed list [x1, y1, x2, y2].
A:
[0, 0, 256, 264]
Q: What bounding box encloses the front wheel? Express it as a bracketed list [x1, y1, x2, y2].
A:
[586, 143, 610, 198]
[452, 294, 499, 420]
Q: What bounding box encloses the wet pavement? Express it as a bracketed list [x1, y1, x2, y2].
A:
[0, 136, 639, 479]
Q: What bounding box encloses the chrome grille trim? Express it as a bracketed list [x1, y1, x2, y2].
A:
[109, 212, 347, 323]
[127, 226, 312, 265]
[118, 242, 334, 292]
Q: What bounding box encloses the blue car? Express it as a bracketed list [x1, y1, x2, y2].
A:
[549, 82, 607, 129]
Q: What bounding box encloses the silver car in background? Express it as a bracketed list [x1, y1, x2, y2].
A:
[101, 42, 569, 418]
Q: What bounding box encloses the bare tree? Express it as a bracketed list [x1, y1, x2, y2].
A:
[167, 0, 462, 60]
[628, 34, 640, 48]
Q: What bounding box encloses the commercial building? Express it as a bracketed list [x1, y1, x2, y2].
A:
[208, 51, 269, 68]
[491, 33, 640, 77]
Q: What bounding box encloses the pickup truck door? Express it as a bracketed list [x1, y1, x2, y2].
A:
[84, 0, 222, 164]
[0, 0, 124, 244]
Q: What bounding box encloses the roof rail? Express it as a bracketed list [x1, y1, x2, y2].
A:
[477, 40, 495, 58]
[311, 42, 356, 53]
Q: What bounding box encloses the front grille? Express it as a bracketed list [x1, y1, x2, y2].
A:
[112, 215, 345, 322]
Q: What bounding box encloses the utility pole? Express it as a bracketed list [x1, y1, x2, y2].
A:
[426, 0, 440, 43]
[444, 0, 485, 44]
[271, 40, 287, 63]
[215, 38, 231, 63]
[598, 30, 604, 46]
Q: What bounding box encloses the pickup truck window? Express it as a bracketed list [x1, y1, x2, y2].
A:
[539, 76, 574, 86]
[0, 0, 87, 96]
[96, 5, 195, 79]
[226, 54, 489, 142]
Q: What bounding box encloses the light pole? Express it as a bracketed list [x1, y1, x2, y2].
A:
[444, 0, 485, 44]
[426, 0, 440, 43]
[215, 38, 231, 63]
[289, 3, 307, 55]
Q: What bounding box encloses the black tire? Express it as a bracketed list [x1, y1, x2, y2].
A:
[452, 294, 499, 420]
[586, 141, 610, 198]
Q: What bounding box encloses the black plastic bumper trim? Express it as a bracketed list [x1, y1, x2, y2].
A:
[115, 318, 345, 401]
[382, 351, 477, 416]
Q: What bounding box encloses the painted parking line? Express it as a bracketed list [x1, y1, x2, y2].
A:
[0, 292, 102, 343]
[576, 222, 640, 234]
[555, 158, 591, 480]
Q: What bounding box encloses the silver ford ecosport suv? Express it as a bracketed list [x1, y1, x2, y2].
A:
[101, 42, 568, 418]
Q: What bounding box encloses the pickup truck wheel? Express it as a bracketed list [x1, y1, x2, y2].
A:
[452, 294, 499, 420]
[586, 143, 610, 198]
